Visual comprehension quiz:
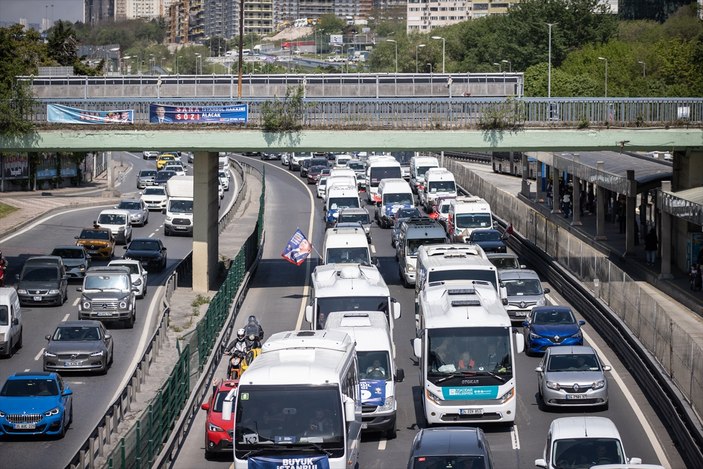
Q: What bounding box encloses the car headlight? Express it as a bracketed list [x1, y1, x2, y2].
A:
[593, 379, 606, 390]
[134, 278, 142, 286]
[17, 289, 27, 295]
[498, 387, 515, 403]
[82, 300, 91, 310]
[44, 351, 57, 358]
[48, 289, 60, 295]
[425, 388, 442, 404]
[380, 395, 395, 411]
[119, 300, 128, 309]
[45, 407, 60, 417]
[208, 422, 224, 432]
[0, 410, 5, 418]
[406, 263, 416, 272]
[529, 332, 541, 340]
[90, 350, 104, 357]
[546, 381, 560, 390]
[573, 330, 583, 339]
[118, 227, 125, 232]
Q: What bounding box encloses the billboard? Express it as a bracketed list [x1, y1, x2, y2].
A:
[149, 104, 248, 124]
[47, 104, 134, 124]
[2, 154, 29, 179]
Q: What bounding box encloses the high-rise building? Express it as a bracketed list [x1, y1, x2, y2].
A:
[204, 0, 237, 39]
[84, 0, 115, 25]
[407, 0, 519, 33]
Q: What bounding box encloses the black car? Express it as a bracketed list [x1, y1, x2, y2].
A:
[300, 157, 329, 178]
[123, 238, 167, 272]
[154, 170, 177, 186]
[468, 228, 507, 253]
[407, 427, 493, 468]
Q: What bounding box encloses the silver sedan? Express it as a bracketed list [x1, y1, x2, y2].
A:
[116, 198, 149, 227]
[535, 345, 610, 409]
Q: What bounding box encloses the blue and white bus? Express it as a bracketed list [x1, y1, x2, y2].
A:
[413, 281, 524, 425]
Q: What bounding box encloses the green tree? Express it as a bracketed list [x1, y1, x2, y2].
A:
[316, 14, 346, 35]
[47, 20, 78, 66]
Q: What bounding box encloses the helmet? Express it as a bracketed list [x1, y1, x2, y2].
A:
[248, 315, 257, 323]
[237, 328, 246, 339]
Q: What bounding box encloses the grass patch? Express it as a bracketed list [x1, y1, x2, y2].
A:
[0, 202, 18, 219]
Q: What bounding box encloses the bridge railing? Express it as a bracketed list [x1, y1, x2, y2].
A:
[26, 97, 703, 128]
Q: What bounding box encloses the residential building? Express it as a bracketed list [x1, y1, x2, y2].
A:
[407, 0, 520, 33]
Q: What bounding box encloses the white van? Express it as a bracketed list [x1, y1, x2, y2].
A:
[95, 209, 132, 244]
[447, 196, 493, 242]
[334, 154, 353, 167]
[325, 311, 404, 439]
[0, 288, 22, 357]
[366, 156, 402, 204]
[325, 185, 362, 228]
[322, 226, 371, 265]
[409, 155, 439, 193]
[420, 168, 457, 211]
[376, 178, 414, 228]
[324, 175, 357, 200]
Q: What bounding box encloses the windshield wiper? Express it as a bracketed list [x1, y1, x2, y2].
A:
[435, 370, 507, 384]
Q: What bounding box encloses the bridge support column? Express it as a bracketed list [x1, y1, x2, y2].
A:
[520, 153, 530, 198]
[551, 164, 561, 214]
[535, 162, 544, 203]
[192, 151, 220, 293]
[659, 210, 673, 279]
[596, 185, 607, 240]
[571, 176, 582, 226]
[673, 149, 703, 191]
[625, 170, 636, 255]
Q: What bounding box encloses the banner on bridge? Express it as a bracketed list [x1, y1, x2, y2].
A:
[149, 103, 248, 124]
[47, 104, 134, 124]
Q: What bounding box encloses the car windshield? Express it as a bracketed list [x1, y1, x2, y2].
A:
[326, 247, 369, 265]
[348, 162, 365, 171]
[84, 274, 130, 291]
[52, 248, 84, 259]
[53, 326, 101, 341]
[339, 213, 370, 224]
[143, 187, 166, 196]
[21, 267, 58, 282]
[110, 263, 139, 274]
[118, 202, 142, 210]
[428, 181, 456, 193]
[155, 171, 176, 182]
[129, 240, 160, 251]
[396, 208, 421, 220]
[489, 256, 520, 270]
[532, 309, 576, 325]
[1, 378, 59, 397]
[503, 279, 543, 296]
[408, 238, 447, 256]
[552, 438, 625, 468]
[547, 354, 601, 372]
[358, 351, 391, 381]
[328, 197, 359, 210]
[219, 172, 227, 178]
[411, 456, 485, 468]
[472, 231, 502, 241]
[79, 230, 109, 240]
[98, 214, 126, 225]
[139, 170, 156, 177]
[383, 193, 413, 205]
[169, 200, 193, 212]
[456, 213, 492, 229]
[428, 270, 498, 290]
[0, 306, 8, 325]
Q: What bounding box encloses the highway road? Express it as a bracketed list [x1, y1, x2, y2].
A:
[171, 156, 685, 468]
[0, 151, 237, 468]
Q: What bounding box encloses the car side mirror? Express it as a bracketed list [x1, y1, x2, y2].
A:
[578, 320, 586, 326]
[161, 209, 166, 215]
[535, 459, 548, 469]
[76, 287, 82, 292]
[63, 388, 73, 396]
[105, 333, 111, 340]
[344, 396, 356, 422]
[603, 365, 612, 372]
[45, 334, 51, 341]
[412, 338, 421, 359]
[12, 317, 19, 326]
[628, 458, 642, 465]
[201, 402, 210, 411]
[535, 366, 543, 373]
[543, 288, 550, 294]
[394, 368, 405, 382]
[391, 300, 401, 320]
[15, 274, 19, 280]
[305, 305, 313, 324]
[522, 321, 529, 327]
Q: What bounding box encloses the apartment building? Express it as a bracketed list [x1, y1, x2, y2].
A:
[407, 0, 518, 33]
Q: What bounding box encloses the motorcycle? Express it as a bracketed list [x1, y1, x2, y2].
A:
[0, 262, 6, 287]
[226, 349, 247, 380]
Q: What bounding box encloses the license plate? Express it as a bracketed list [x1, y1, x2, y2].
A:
[514, 311, 528, 317]
[566, 394, 589, 399]
[33, 296, 42, 302]
[97, 311, 113, 317]
[175, 226, 186, 230]
[459, 408, 483, 415]
[361, 423, 368, 429]
[64, 361, 81, 366]
[15, 423, 36, 429]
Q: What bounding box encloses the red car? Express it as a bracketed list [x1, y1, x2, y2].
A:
[201, 379, 239, 459]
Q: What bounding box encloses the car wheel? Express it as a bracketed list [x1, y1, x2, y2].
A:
[108, 348, 114, 366]
[125, 311, 135, 329]
[17, 329, 22, 349]
[164, 227, 171, 236]
[385, 417, 397, 439]
[601, 401, 609, 411]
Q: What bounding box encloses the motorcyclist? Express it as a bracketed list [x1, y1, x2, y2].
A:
[225, 328, 248, 379]
[246, 315, 264, 342]
[0, 250, 7, 287]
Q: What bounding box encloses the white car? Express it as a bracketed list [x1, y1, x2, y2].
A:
[108, 259, 148, 299]
[163, 164, 186, 176]
[219, 170, 230, 191]
[218, 183, 224, 199]
[140, 186, 168, 211]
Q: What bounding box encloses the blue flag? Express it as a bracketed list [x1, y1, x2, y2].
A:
[360, 379, 386, 406]
[281, 229, 312, 266]
[248, 455, 330, 469]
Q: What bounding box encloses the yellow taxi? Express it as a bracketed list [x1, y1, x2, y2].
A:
[75, 226, 116, 259]
[156, 154, 177, 170]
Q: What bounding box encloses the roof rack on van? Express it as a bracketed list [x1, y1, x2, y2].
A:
[455, 195, 484, 203]
[405, 217, 437, 226]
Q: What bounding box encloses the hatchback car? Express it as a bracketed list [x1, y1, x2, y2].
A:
[140, 186, 168, 211]
[201, 379, 239, 459]
[391, 207, 422, 248]
[407, 427, 493, 468]
[142, 151, 159, 160]
[218, 170, 230, 191]
[136, 169, 157, 189]
[468, 228, 507, 253]
[115, 198, 149, 227]
[500, 268, 549, 324]
[123, 238, 167, 272]
[16, 262, 67, 306]
[0, 372, 73, 438]
[75, 227, 115, 260]
[156, 154, 177, 170]
[535, 345, 610, 409]
[50, 246, 91, 280]
[486, 252, 524, 271]
[108, 259, 148, 298]
[43, 320, 113, 374]
[523, 306, 585, 355]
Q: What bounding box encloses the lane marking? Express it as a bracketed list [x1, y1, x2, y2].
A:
[511, 424, 520, 450]
[24, 368, 30, 372]
[544, 294, 670, 467]
[72, 297, 80, 306]
[377, 439, 387, 450]
[370, 244, 376, 254]
[34, 349, 44, 361]
[62, 313, 70, 321]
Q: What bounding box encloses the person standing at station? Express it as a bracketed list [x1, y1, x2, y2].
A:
[645, 228, 658, 266]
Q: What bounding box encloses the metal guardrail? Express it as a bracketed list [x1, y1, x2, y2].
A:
[68, 161, 264, 469]
[25, 97, 703, 128]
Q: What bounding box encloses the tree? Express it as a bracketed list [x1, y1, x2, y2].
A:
[47, 20, 78, 66]
[316, 15, 346, 35]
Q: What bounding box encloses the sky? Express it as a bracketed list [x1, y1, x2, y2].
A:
[0, 0, 84, 26]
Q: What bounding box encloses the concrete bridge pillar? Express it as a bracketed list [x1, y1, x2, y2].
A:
[535, 161, 544, 203]
[521, 153, 530, 198]
[673, 149, 703, 191]
[551, 164, 561, 214]
[625, 170, 636, 254]
[571, 177, 582, 226]
[192, 151, 220, 293]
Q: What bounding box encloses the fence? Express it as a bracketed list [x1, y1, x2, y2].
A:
[69, 161, 264, 469]
[444, 157, 703, 465]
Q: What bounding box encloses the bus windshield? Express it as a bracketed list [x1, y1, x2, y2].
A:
[426, 327, 512, 384]
[235, 385, 344, 447]
[369, 167, 401, 186]
[456, 213, 492, 229]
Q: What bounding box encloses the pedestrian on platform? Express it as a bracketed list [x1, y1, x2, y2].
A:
[645, 228, 658, 266]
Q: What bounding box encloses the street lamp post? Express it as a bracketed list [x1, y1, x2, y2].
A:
[501, 59, 512, 72]
[637, 60, 646, 78]
[415, 44, 425, 73]
[195, 53, 202, 75]
[176, 55, 181, 75]
[431, 36, 445, 73]
[547, 23, 556, 98]
[598, 56, 608, 97]
[149, 54, 155, 74]
[386, 39, 397, 74]
[122, 55, 131, 74]
[492, 62, 502, 72]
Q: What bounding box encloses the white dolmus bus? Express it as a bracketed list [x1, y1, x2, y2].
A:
[230, 330, 362, 468]
[413, 281, 524, 425]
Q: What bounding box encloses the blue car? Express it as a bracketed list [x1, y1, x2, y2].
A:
[522, 306, 585, 355]
[468, 228, 507, 253]
[0, 372, 73, 438]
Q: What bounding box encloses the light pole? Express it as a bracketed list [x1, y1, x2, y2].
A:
[415, 44, 425, 73]
[121, 55, 131, 74]
[598, 56, 608, 97]
[109, 47, 120, 74]
[427, 63, 433, 74]
[547, 23, 556, 98]
[176, 55, 181, 75]
[195, 53, 202, 75]
[149, 54, 155, 74]
[501, 59, 512, 72]
[637, 60, 646, 78]
[431, 36, 445, 73]
[493, 62, 502, 72]
[386, 39, 397, 73]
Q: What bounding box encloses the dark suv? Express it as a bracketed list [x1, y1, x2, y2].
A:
[407, 427, 493, 468]
[77, 266, 137, 328]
